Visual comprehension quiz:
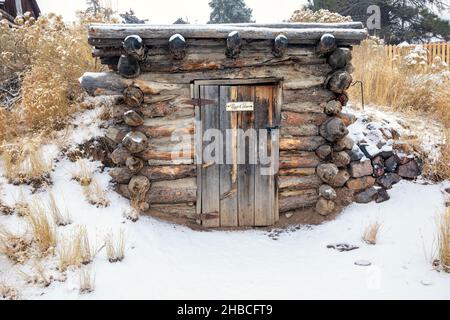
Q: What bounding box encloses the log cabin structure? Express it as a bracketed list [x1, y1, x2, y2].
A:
[80, 22, 368, 228]
[0, 0, 40, 22]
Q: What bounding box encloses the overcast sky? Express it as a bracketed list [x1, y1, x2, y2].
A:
[37, 0, 450, 24]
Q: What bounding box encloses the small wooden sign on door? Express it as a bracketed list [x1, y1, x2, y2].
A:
[226, 101, 254, 112]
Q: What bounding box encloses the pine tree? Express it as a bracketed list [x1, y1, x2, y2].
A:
[120, 9, 148, 24]
[306, 0, 450, 44]
[208, 0, 254, 24]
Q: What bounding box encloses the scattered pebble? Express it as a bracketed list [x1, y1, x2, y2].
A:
[354, 260, 372, 267]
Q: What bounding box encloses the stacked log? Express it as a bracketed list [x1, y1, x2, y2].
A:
[80, 23, 368, 227]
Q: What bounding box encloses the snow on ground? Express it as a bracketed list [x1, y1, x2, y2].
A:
[0, 105, 449, 300]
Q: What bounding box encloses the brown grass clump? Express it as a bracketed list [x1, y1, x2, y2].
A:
[83, 179, 110, 208]
[27, 198, 57, 255]
[79, 267, 95, 294]
[72, 158, 93, 187]
[57, 226, 92, 272]
[0, 282, 19, 300]
[48, 192, 71, 227]
[0, 139, 52, 187]
[362, 221, 382, 245]
[350, 41, 450, 180]
[434, 208, 450, 272]
[104, 230, 125, 263]
[0, 225, 32, 264]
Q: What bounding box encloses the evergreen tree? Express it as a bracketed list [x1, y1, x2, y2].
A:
[306, 0, 450, 44]
[208, 0, 254, 24]
[174, 17, 190, 24]
[120, 9, 148, 24]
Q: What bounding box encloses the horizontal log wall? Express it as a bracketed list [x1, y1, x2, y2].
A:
[82, 31, 359, 226]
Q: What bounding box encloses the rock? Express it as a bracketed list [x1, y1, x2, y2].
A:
[319, 185, 337, 200]
[380, 146, 394, 159]
[354, 260, 372, 267]
[349, 160, 374, 178]
[376, 140, 386, 149]
[348, 145, 364, 162]
[315, 197, 335, 216]
[327, 243, 359, 252]
[372, 156, 385, 178]
[398, 160, 421, 179]
[319, 117, 349, 142]
[385, 155, 400, 173]
[110, 145, 131, 165]
[377, 173, 401, 189]
[335, 187, 354, 206]
[376, 188, 390, 203]
[324, 100, 342, 116]
[285, 212, 294, 219]
[316, 145, 332, 160]
[317, 164, 339, 184]
[330, 170, 350, 187]
[332, 151, 351, 168]
[354, 187, 378, 203]
[123, 110, 144, 127]
[397, 153, 414, 165]
[122, 131, 148, 154]
[346, 176, 376, 191]
[359, 144, 381, 159]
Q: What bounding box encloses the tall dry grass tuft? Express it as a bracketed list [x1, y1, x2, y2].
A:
[0, 139, 53, 186]
[362, 221, 382, 245]
[434, 208, 450, 272]
[48, 192, 71, 227]
[72, 158, 93, 187]
[57, 226, 92, 272]
[350, 40, 450, 180]
[79, 267, 95, 294]
[83, 179, 110, 208]
[104, 230, 125, 263]
[27, 198, 57, 255]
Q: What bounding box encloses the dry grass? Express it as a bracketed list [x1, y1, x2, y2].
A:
[48, 192, 71, 227]
[104, 230, 125, 263]
[79, 267, 95, 294]
[27, 198, 57, 255]
[0, 14, 100, 142]
[83, 179, 110, 208]
[14, 189, 30, 217]
[72, 158, 93, 187]
[434, 208, 450, 272]
[350, 40, 450, 180]
[0, 282, 19, 300]
[57, 226, 92, 272]
[0, 139, 52, 187]
[362, 221, 382, 245]
[0, 225, 32, 264]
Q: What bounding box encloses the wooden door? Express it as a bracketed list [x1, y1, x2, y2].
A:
[196, 83, 279, 228]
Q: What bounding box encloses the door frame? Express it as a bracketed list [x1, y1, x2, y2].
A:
[191, 78, 283, 227]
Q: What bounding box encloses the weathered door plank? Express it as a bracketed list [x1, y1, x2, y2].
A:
[237, 86, 256, 227]
[219, 86, 238, 227]
[200, 85, 220, 227]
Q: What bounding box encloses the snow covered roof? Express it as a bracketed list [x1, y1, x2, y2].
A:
[89, 22, 368, 46]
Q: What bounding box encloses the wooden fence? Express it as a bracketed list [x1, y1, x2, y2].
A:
[385, 42, 450, 66]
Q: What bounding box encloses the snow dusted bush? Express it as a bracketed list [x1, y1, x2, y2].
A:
[289, 8, 352, 23]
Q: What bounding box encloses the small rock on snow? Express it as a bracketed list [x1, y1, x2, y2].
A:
[354, 260, 372, 267]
